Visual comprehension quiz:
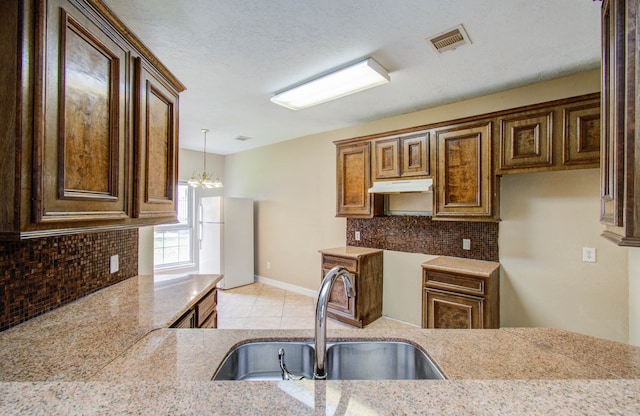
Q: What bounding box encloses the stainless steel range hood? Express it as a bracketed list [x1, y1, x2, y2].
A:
[368, 178, 433, 194]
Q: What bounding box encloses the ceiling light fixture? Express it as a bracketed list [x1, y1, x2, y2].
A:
[187, 129, 223, 189]
[270, 57, 390, 111]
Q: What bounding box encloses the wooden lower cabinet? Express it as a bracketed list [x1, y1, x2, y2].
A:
[171, 287, 217, 329]
[319, 247, 383, 328]
[422, 257, 499, 329]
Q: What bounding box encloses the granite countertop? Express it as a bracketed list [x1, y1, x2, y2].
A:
[0, 273, 221, 381]
[319, 246, 383, 259]
[422, 255, 500, 277]
[1, 273, 640, 414]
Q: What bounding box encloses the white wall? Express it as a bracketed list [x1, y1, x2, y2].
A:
[222, 69, 633, 342]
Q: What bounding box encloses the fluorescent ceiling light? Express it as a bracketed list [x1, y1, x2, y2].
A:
[271, 58, 390, 110]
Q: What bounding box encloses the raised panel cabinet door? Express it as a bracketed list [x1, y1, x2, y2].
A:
[423, 289, 483, 329]
[134, 58, 180, 220]
[401, 132, 430, 177]
[434, 122, 492, 218]
[499, 111, 553, 170]
[336, 142, 382, 217]
[34, 0, 130, 224]
[323, 267, 357, 321]
[563, 100, 601, 166]
[373, 138, 400, 179]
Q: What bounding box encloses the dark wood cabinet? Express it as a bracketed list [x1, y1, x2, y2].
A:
[333, 94, 599, 220]
[0, 0, 185, 240]
[171, 287, 217, 329]
[422, 257, 499, 329]
[319, 247, 383, 328]
[496, 94, 600, 174]
[335, 141, 383, 218]
[434, 121, 495, 220]
[600, 0, 640, 246]
[133, 58, 180, 221]
[373, 131, 430, 180]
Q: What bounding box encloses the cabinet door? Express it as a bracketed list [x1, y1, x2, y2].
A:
[498, 111, 553, 170]
[373, 139, 400, 179]
[133, 58, 179, 220]
[323, 266, 357, 321]
[34, 0, 130, 224]
[434, 122, 493, 219]
[423, 289, 483, 329]
[336, 142, 382, 217]
[401, 133, 430, 177]
[563, 100, 601, 166]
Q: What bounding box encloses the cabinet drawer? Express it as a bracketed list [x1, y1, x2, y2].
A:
[322, 255, 358, 273]
[424, 271, 484, 296]
[196, 288, 217, 326]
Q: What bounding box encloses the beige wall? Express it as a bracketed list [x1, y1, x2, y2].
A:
[630, 250, 640, 346]
[499, 169, 628, 342]
[223, 69, 632, 342]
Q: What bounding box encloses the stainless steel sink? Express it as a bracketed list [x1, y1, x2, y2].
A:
[212, 340, 444, 381]
[325, 341, 444, 380]
[212, 341, 314, 381]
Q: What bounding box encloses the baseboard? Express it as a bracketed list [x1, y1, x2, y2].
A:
[255, 275, 317, 298]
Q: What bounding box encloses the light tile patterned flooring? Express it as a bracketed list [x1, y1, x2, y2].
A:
[216, 282, 415, 330]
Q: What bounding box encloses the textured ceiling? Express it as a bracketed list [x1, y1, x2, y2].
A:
[102, 0, 601, 155]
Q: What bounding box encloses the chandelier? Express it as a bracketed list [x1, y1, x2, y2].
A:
[187, 129, 223, 189]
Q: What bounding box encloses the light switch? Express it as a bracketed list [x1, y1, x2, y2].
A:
[462, 239, 471, 250]
[582, 247, 596, 263]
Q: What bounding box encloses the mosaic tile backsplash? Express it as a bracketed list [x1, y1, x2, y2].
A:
[347, 217, 498, 261]
[0, 229, 138, 331]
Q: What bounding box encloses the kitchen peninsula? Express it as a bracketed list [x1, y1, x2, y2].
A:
[1, 273, 639, 414]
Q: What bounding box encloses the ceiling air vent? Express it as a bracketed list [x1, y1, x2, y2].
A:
[427, 24, 471, 54]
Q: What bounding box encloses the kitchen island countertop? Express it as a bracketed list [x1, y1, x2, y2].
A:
[1, 274, 639, 414]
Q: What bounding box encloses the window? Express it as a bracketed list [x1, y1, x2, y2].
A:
[154, 182, 195, 269]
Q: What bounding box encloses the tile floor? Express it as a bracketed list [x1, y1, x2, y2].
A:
[216, 282, 415, 330]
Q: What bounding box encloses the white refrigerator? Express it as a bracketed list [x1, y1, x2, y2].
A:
[199, 196, 254, 289]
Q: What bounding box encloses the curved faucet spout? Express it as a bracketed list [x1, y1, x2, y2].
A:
[314, 266, 355, 379]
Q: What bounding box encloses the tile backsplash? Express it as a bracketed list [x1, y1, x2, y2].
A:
[347, 216, 498, 261]
[0, 229, 138, 331]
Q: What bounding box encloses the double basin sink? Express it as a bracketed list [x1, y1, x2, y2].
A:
[212, 340, 445, 381]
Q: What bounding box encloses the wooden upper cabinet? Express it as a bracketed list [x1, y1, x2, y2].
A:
[373, 131, 430, 180]
[499, 111, 553, 171]
[373, 139, 400, 179]
[496, 94, 601, 175]
[600, 0, 640, 246]
[134, 58, 179, 220]
[0, 0, 184, 239]
[563, 100, 601, 166]
[336, 141, 383, 218]
[401, 133, 430, 177]
[600, 0, 625, 229]
[434, 122, 494, 220]
[35, 0, 130, 225]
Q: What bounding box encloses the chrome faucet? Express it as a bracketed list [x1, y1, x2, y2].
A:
[314, 266, 355, 380]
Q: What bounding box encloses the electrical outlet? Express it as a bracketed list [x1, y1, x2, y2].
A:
[110, 254, 119, 273]
[267, 261, 271, 270]
[462, 239, 471, 250]
[355, 231, 361, 241]
[582, 247, 596, 263]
